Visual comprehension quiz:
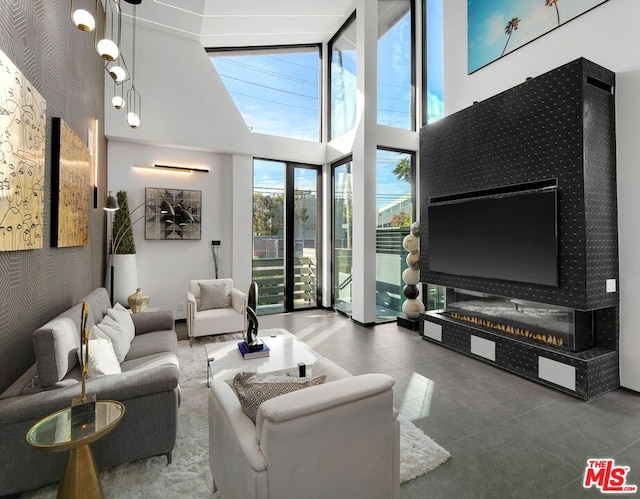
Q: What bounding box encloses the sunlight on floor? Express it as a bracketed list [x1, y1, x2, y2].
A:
[398, 372, 435, 420]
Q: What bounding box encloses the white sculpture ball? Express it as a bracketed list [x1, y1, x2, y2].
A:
[402, 268, 420, 285]
[403, 298, 425, 319]
[402, 234, 419, 253]
[410, 220, 420, 238]
[406, 251, 420, 270]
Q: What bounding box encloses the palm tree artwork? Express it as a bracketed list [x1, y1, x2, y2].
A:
[501, 17, 522, 57]
[545, 0, 561, 25]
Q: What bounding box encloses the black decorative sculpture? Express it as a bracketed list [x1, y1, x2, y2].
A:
[245, 281, 263, 351]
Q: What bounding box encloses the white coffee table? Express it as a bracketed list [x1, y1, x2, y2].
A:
[205, 329, 319, 385]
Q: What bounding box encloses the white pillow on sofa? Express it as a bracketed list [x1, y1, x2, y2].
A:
[94, 317, 130, 363]
[107, 307, 135, 342]
[77, 338, 121, 378]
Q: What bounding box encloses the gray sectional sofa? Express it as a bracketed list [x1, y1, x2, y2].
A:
[0, 287, 180, 496]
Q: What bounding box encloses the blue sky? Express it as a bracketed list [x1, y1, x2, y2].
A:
[213, 1, 444, 214]
[468, 0, 608, 73]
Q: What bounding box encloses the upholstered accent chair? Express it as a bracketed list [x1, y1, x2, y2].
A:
[186, 278, 247, 346]
[208, 357, 401, 499]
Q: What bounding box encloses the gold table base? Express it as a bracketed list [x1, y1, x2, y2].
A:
[58, 444, 103, 499]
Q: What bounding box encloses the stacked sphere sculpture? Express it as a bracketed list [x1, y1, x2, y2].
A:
[401, 221, 425, 319]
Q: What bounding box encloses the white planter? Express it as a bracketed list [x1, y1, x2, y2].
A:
[111, 254, 138, 306]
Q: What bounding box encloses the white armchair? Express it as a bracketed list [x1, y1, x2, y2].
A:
[208, 357, 400, 499]
[186, 279, 247, 346]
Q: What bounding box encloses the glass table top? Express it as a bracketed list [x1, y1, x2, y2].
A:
[27, 400, 125, 450]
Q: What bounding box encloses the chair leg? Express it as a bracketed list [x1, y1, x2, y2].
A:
[212, 478, 218, 493]
[189, 336, 193, 347]
[166, 452, 172, 465]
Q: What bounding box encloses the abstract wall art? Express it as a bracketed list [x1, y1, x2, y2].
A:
[51, 117, 91, 247]
[145, 187, 201, 240]
[0, 48, 47, 251]
[468, 0, 609, 74]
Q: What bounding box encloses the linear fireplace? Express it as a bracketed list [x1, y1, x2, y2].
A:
[418, 58, 619, 400]
[441, 289, 594, 352]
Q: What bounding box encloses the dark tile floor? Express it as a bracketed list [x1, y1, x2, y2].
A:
[225, 309, 640, 499]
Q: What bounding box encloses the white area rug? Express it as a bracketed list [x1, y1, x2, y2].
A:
[23, 336, 449, 498]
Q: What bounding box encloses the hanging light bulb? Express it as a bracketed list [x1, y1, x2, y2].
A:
[108, 64, 127, 82]
[126, 85, 141, 127]
[95, 0, 121, 61]
[70, 0, 95, 32]
[112, 82, 125, 109]
[126, 4, 141, 129]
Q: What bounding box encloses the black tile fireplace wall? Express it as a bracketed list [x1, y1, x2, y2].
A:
[420, 58, 618, 312]
[418, 59, 619, 399]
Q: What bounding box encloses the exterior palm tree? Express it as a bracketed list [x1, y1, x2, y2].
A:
[501, 17, 521, 57]
[392, 156, 412, 183]
[545, 0, 561, 25]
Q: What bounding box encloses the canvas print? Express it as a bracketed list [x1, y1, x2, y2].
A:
[145, 187, 201, 240]
[0, 48, 47, 251]
[468, 0, 609, 74]
[51, 118, 91, 247]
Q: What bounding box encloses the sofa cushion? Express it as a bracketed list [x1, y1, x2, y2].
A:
[199, 281, 230, 310]
[120, 352, 179, 373]
[83, 287, 112, 327]
[107, 307, 135, 342]
[233, 372, 326, 423]
[94, 316, 130, 363]
[80, 338, 121, 377]
[125, 330, 177, 361]
[33, 302, 83, 387]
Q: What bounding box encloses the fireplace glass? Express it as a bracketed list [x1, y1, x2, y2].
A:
[441, 288, 594, 351]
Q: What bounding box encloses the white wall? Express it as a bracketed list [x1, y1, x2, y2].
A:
[443, 0, 640, 391]
[106, 141, 233, 319]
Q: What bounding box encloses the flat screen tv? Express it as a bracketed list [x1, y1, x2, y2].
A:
[427, 189, 558, 286]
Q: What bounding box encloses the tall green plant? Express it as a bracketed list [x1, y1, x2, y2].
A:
[112, 190, 136, 254]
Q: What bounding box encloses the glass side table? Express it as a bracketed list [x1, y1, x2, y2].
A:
[26, 400, 125, 499]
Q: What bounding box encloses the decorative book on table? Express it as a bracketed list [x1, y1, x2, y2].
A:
[238, 341, 270, 359]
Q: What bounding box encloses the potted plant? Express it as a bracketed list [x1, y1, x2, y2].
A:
[110, 190, 139, 305]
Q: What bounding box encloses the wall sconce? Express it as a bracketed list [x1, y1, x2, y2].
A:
[154, 164, 209, 173]
[132, 164, 210, 173]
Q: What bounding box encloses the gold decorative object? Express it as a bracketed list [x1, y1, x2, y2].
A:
[71, 301, 96, 426]
[128, 288, 150, 312]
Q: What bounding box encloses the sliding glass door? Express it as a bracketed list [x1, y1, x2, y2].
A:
[253, 159, 320, 314]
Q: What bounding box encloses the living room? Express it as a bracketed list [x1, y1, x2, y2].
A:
[1, 0, 640, 497]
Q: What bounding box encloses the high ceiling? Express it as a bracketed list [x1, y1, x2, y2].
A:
[126, 0, 355, 47]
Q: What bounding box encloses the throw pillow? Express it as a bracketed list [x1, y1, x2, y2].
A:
[199, 281, 230, 310]
[76, 338, 121, 378]
[113, 302, 129, 312]
[107, 307, 135, 343]
[95, 316, 130, 363]
[233, 372, 326, 424]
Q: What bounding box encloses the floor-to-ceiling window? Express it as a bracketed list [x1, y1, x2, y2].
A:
[376, 148, 414, 322]
[332, 158, 353, 316]
[329, 13, 357, 140]
[378, 0, 414, 130]
[208, 45, 321, 141]
[252, 159, 320, 314]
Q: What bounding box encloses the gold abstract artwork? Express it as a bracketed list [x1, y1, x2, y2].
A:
[0, 48, 47, 251]
[52, 118, 90, 247]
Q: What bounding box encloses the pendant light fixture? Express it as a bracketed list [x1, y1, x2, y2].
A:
[70, 0, 96, 32]
[96, 0, 121, 61]
[112, 81, 125, 109]
[126, 3, 141, 128]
